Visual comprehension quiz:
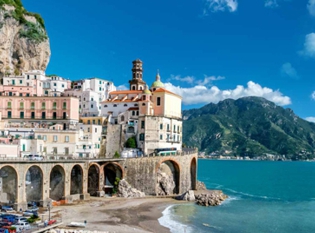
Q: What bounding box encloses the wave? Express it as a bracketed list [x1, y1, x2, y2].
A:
[221, 196, 241, 205]
[158, 205, 194, 233]
[224, 188, 281, 200]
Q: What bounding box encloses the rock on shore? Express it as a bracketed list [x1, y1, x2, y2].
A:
[117, 179, 145, 198]
[194, 190, 228, 206]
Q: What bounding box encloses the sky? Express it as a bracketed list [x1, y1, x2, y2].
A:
[22, 0, 315, 121]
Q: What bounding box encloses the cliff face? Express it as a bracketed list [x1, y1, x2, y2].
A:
[0, 3, 50, 77]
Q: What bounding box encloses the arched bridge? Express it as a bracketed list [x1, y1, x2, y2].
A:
[0, 153, 197, 210]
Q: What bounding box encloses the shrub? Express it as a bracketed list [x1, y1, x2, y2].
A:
[113, 151, 120, 158]
[124, 136, 137, 148]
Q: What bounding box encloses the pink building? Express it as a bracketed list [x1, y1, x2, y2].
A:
[0, 79, 43, 97]
[0, 96, 79, 129]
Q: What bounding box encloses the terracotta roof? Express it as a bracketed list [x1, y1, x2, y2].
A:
[152, 88, 182, 98]
[109, 90, 142, 94]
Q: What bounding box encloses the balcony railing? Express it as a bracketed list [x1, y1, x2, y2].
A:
[2, 115, 72, 120]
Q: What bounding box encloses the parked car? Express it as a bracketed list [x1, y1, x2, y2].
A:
[22, 210, 37, 217]
[26, 206, 38, 212]
[14, 216, 28, 223]
[32, 155, 43, 161]
[12, 222, 31, 231]
[1, 207, 13, 212]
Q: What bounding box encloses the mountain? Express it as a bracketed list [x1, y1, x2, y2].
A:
[182, 97, 315, 160]
[0, 0, 50, 77]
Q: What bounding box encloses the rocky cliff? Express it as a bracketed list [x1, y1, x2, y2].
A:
[0, 1, 50, 77]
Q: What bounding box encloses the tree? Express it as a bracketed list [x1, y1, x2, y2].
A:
[113, 151, 120, 158]
[125, 136, 137, 148]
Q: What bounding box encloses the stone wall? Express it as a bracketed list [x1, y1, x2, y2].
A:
[105, 124, 124, 158]
[118, 153, 197, 195]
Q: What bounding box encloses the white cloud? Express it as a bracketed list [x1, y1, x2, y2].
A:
[169, 75, 195, 84]
[305, 117, 315, 123]
[311, 91, 315, 100]
[116, 84, 128, 90]
[196, 75, 225, 86]
[300, 33, 315, 58]
[281, 63, 298, 79]
[203, 0, 238, 14]
[265, 0, 278, 8]
[164, 81, 291, 106]
[307, 0, 315, 17]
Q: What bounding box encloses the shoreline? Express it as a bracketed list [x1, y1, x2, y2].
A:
[50, 197, 181, 233]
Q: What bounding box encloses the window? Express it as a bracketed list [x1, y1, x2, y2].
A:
[160, 124, 163, 130]
[19, 80, 22, 84]
[31, 112, 35, 119]
[62, 84, 64, 88]
[92, 120, 95, 124]
[8, 92, 12, 96]
[53, 112, 57, 119]
[91, 98, 94, 101]
[7, 102, 11, 109]
[113, 104, 117, 107]
[88, 127, 90, 132]
[132, 111, 135, 116]
[12, 80, 15, 85]
[53, 102, 57, 109]
[141, 120, 145, 129]
[139, 133, 145, 141]
[174, 125, 176, 132]
[167, 124, 170, 131]
[53, 147, 57, 154]
[157, 97, 161, 106]
[65, 147, 69, 155]
[27, 75, 29, 80]
[142, 103, 145, 106]
[104, 105, 107, 107]
[63, 102, 66, 109]
[7, 111, 11, 118]
[43, 135, 47, 141]
[178, 126, 180, 132]
[88, 120, 90, 124]
[121, 116, 125, 122]
[42, 102, 46, 109]
[124, 104, 128, 107]
[19, 93, 22, 96]
[160, 134, 163, 140]
[91, 104, 93, 108]
[43, 147, 47, 153]
[37, 135, 42, 140]
[95, 128, 97, 133]
[136, 111, 139, 116]
[99, 87, 102, 91]
[63, 112, 67, 119]
[134, 104, 138, 107]
[20, 111, 24, 119]
[34, 75, 37, 79]
[65, 136, 69, 142]
[42, 112, 46, 119]
[26, 93, 30, 97]
[54, 83, 56, 86]
[98, 119, 101, 125]
[53, 135, 58, 142]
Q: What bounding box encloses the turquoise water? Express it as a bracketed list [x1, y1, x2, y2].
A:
[160, 160, 315, 233]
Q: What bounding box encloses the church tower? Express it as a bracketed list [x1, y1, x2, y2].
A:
[129, 59, 146, 91]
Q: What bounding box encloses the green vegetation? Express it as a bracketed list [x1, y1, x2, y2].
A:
[113, 151, 120, 158]
[27, 215, 40, 223]
[183, 97, 315, 160]
[112, 177, 121, 194]
[0, 0, 47, 43]
[124, 136, 137, 148]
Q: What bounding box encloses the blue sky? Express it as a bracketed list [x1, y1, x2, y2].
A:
[23, 0, 315, 120]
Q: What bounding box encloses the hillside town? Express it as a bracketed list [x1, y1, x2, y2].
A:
[0, 59, 183, 159]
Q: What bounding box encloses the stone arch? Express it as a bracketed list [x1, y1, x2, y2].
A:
[49, 165, 65, 201]
[0, 165, 18, 204]
[102, 162, 123, 194]
[88, 164, 100, 196]
[156, 159, 181, 195]
[190, 157, 197, 190]
[70, 164, 83, 195]
[25, 165, 43, 205]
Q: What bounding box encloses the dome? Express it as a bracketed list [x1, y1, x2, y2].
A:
[151, 71, 164, 88]
[143, 89, 151, 94]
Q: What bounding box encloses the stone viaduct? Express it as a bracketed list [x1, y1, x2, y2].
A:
[0, 152, 197, 210]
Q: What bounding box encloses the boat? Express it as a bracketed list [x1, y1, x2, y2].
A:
[67, 222, 86, 227]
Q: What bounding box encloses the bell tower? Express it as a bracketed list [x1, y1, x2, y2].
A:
[129, 59, 146, 91]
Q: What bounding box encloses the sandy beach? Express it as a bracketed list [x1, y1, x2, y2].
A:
[49, 197, 180, 233]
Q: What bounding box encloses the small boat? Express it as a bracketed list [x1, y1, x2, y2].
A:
[67, 222, 86, 227]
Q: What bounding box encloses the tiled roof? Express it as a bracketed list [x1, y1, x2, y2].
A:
[153, 88, 182, 98]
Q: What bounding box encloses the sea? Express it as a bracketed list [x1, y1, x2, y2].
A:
[159, 159, 315, 233]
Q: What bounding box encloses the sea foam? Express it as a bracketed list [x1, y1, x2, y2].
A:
[158, 205, 194, 233]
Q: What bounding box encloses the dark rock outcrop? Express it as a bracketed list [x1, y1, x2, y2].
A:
[195, 190, 228, 206]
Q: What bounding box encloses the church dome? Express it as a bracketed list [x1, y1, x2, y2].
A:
[143, 85, 151, 94]
[151, 72, 164, 88]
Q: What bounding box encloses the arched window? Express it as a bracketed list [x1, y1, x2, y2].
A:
[142, 103, 146, 106]
[121, 116, 125, 122]
[113, 104, 117, 107]
[134, 104, 138, 107]
[132, 86, 136, 90]
[140, 86, 143, 90]
[132, 111, 135, 116]
[104, 105, 107, 107]
[124, 104, 128, 107]
[142, 96, 145, 100]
